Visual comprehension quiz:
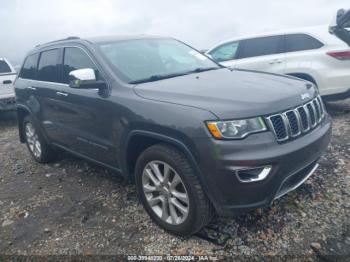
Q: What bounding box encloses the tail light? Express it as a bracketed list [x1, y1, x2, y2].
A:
[327, 50, 350, 60]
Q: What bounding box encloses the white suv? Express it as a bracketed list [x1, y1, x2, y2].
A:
[206, 25, 350, 100]
[0, 58, 17, 111]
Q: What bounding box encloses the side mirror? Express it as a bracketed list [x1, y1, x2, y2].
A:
[69, 68, 107, 89]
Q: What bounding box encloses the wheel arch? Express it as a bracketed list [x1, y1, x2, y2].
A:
[286, 72, 318, 86]
[123, 130, 202, 181]
[16, 104, 50, 145]
[17, 105, 32, 143]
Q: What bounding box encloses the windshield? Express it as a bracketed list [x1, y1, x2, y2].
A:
[95, 38, 220, 83]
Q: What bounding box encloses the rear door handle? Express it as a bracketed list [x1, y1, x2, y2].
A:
[56, 91, 68, 97]
[269, 59, 283, 65]
[27, 86, 36, 90]
[3, 80, 12, 84]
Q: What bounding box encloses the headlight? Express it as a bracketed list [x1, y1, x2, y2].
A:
[206, 117, 267, 139]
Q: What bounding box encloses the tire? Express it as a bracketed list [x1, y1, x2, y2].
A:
[23, 115, 56, 163]
[135, 143, 213, 236]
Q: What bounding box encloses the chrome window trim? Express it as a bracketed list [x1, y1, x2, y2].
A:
[17, 45, 109, 90]
[17, 78, 69, 87]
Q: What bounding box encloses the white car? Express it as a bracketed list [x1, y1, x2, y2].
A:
[207, 17, 350, 100]
[0, 58, 17, 111]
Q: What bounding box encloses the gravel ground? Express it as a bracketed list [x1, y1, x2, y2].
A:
[0, 100, 349, 261]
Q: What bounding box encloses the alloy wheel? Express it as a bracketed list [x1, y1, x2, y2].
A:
[25, 122, 42, 159]
[142, 161, 190, 225]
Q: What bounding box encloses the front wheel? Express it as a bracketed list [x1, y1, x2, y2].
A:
[135, 144, 213, 236]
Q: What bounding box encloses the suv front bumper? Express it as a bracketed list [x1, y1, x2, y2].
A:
[193, 114, 332, 216]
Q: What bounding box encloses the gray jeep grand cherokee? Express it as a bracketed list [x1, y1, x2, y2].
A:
[15, 35, 331, 235]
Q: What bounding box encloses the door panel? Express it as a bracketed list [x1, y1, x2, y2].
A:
[234, 54, 286, 74]
[48, 85, 117, 166]
[233, 35, 286, 74]
[44, 46, 118, 167]
[36, 81, 72, 144]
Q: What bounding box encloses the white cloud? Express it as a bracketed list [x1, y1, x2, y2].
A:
[0, 0, 348, 65]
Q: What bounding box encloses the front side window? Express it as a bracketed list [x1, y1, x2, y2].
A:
[37, 49, 59, 82]
[208, 41, 239, 62]
[0, 60, 12, 74]
[237, 35, 284, 59]
[95, 38, 220, 83]
[19, 54, 39, 80]
[62, 47, 98, 84]
[285, 34, 324, 52]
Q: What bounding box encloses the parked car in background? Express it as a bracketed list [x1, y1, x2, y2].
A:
[15, 36, 331, 235]
[329, 8, 350, 47]
[207, 24, 350, 101]
[0, 58, 17, 111]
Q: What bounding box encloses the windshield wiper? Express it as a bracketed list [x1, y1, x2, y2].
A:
[129, 72, 190, 84]
[129, 67, 220, 84]
[188, 67, 220, 73]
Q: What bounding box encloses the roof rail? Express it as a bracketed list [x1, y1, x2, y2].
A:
[35, 36, 80, 47]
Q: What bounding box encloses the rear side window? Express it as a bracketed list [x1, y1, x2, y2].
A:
[0, 60, 11, 74]
[237, 35, 284, 59]
[37, 49, 59, 82]
[209, 41, 239, 62]
[20, 54, 39, 80]
[285, 34, 324, 52]
[62, 47, 97, 84]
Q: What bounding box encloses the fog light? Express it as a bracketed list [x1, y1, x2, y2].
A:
[236, 166, 272, 183]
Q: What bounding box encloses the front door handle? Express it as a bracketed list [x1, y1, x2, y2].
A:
[56, 91, 68, 97]
[269, 59, 283, 65]
[3, 80, 12, 84]
[26, 86, 36, 90]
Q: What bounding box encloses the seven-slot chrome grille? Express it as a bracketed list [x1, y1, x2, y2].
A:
[266, 96, 325, 142]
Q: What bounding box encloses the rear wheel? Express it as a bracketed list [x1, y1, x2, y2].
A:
[23, 116, 56, 163]
[135, 144, 213, 236]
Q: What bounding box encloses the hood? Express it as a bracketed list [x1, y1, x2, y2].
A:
[133, 68, 318, 119]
